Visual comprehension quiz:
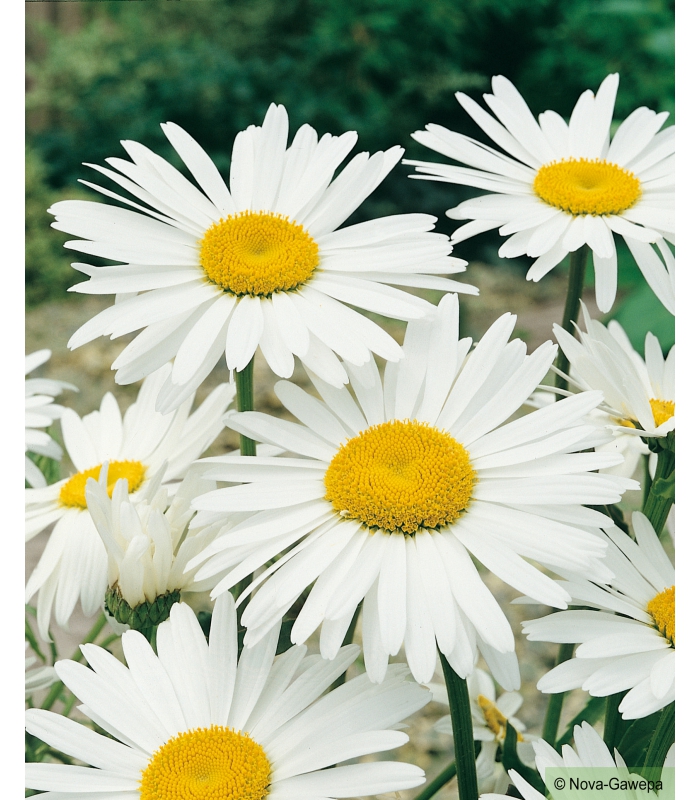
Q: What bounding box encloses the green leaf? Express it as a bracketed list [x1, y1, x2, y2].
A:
[616, 709, 662, 768]
[612, 282, 675, 354]
[556, 696, 606, 749]
[503, 721, 545, 795]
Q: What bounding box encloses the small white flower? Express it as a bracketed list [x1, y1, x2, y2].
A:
[25, 594, 430, 799]
[51, 103, 477, 413]
[407, 74, 674, 314]
[523, 512, 674, 720]
[25, 363, 234, 640]
[188, 294, 636, 686]
[25, 349, 76, 488]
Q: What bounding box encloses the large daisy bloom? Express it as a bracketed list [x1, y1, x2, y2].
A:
[25, 349, 76, 488]
[25, 594, 429, 799]
[429, 667, 534, 795]
[407, 73, 674, 314]
[50, 103, 476, 414]
[25, 363, 234, 640]
[85, 468, 230, 636]
[188, 294, 636, 686]
[481, 722, 674, 800]
[522, 512, 674, 720]
[554, 304, 675, 438]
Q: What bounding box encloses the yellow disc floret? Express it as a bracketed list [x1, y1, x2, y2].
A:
[199, 211, 319, 296]
[140, 726, 271, 800]
[477, 694, 522, 743]
[647, 586, 675, 645]
[533, 158, 642, 216]
[650, 398, 675, 428]
[324, 419, 476, 534]
[59, 460, 146, 509]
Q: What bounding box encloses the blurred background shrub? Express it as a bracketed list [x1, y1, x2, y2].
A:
[25, 0, 674, 346]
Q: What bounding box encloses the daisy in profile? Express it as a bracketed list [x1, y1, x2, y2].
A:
[85, 467, 232, 637]
[25, 364, 234, 640]
[407, 74, 674, 313]
[189, 294, 636, 685]
[50, 104, 476, 414]
[553, 304, 674, 439]
[25, 594, 429, 799]
[523, 512, 674, 720]
[429, 667, 534, 794]
[481, 722, 674, 800]
[25, 350, 76, 488]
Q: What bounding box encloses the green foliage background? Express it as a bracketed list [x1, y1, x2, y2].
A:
[26, 0, 674, 346]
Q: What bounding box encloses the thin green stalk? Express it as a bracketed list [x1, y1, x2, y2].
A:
[41, 615, 107, 711]
[329, 603, 363, 691]
[412, 760, 457, 800]
[603, 692, 625, 750]
[542, 643, 576, 744]
[642, 443, 674, 535]
[235, 358, 257, 456]
[554, 246, 589, 393]
[439, 652, 478, 800]
[641, 702, 674, 783]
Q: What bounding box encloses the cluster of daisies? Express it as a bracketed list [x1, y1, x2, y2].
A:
[26, 73, 674, 800]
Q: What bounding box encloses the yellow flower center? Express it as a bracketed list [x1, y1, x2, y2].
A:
[199, 211, 319, 296]
[650, 399, 675, 427]
[477, 695, 522, 743]
[324, 420, 476, 535]
[140, 726, 270, 800]
[59, 460, 146, 509]
[647, 586, 675, 645]
[533, 158, 642, 216]
[612, 417, 636, 429]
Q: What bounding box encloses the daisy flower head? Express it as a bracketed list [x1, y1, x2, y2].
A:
[25, 363, 234, 640]
[554, 303, 675, 439]
[25, 349, 76, 488]
[522, 512, 675, 720]
[188, 294, 637, 686]
[481, 722, 674, 800]
[50, 104, 476, 414]
[407, 74, 674, 314]
[25, 593, 430, 799]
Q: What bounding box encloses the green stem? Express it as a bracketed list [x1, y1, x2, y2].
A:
[412, 761, 457, 800]
[554, 246, 589, 393]
[603, 692, 625, 750]
[41, 615, 107, 711]
[641, 702, 674, 783]
[642, 445, 675, 535]
[439, 652, 478, 800]
[329, 603, 363, 691]
[542, 643, 576, 745]
[235, 358, 256, 456]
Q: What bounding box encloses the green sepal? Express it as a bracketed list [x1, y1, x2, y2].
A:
[503, 721, 545, 795]
[645, 430, 674, 454]
[556, 695, 606, 749]
[105, 586, 181, 634]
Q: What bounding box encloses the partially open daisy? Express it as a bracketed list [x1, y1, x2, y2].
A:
[481, 722, 674, 800]
[188, 294, 636, 685]
[522, 512, 675, 720]
[25, 363, 234, 640]
[50, 104, 475, 414]
[25, 350, 76, 488]
[25, 594, 429, 799]
[553, 303, 675, 438]
[407, 74, 674, 313]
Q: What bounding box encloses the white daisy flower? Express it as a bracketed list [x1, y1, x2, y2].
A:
[25, 594, 429, 799]
[25, 363, 234, 640]
[522, 512, 674, 720]
[553, 304, 675, 438]
[25, 642, 57, 698]
[85, 467, 232, 636]
[481, 722, 674, 800]
[188, 294, 636, 686]
[428, 667, 534, 795]
[50, 103, 476, 414]
[407, 73, 674, 314]
[25, 349, 76, 489]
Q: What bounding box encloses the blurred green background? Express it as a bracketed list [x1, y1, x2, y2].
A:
[25, 0, 674, 349]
